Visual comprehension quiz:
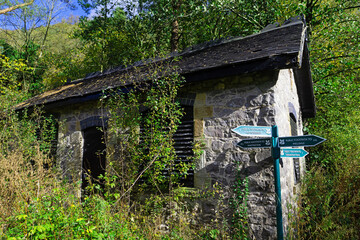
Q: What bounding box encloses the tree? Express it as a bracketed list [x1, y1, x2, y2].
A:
[0, 0, 77, 94]
[134, 0, 295, 54]
[285, 1, 360, 238]
[1, 0, 73, 56]
[0, 0, 34, 15]
[73, 0, 295, 73]
[74, 7, 131, 73]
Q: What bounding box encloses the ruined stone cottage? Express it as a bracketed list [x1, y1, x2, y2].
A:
[16, 19, 315, 239]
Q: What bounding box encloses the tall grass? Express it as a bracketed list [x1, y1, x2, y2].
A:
[0, 93, 232, 239]
[290, 108, 360, 239]
[0, 149, 228, 239]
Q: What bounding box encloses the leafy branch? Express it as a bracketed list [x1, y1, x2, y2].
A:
[0, 0, 34, 15]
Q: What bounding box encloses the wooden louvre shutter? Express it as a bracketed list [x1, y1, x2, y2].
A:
[172, 105, 194, 187]
[140, 105, 194, 187]
[49, 123, 59, 159]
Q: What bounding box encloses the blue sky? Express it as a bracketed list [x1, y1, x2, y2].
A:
[65, 0, 138, 20]
[0, 0, 138, 29]
[58, 3, 88, 20]
[0, 1, 88, 29]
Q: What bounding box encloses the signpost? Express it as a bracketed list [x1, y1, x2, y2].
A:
[232, 125, 326, 240]
[232, 125, 271, 137]
[279, 135, 326, 147]
[280, 148, 308, 158]
[237, 138, 271, 148]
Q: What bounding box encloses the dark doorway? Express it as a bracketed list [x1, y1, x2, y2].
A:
[82, 126, 106, 192]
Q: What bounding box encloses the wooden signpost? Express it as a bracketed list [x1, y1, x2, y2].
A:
[232, 125, 326, 240]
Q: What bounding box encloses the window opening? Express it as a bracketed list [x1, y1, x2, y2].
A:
[139, 105, 194, 187]
[173, 105, 194, 187]
[290, 112, 300, 184]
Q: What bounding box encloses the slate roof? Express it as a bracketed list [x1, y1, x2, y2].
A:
[16, 19, 315, 118]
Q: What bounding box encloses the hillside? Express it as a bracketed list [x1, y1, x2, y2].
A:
[0, 19, 80, 55]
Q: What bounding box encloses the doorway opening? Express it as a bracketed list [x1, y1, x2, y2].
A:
[82, 126, 106, 193]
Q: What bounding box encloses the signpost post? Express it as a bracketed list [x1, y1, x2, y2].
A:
[232, 125, 325, 240]
[271, 125, 283, 240]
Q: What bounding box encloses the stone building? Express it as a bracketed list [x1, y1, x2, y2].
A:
[17, 18, 315, 239]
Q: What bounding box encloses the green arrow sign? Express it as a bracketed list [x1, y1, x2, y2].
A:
[279, 135, 326, 147]
[280, 148, 308, 158]
[232, 125, 271, 137]
[237, 138, 271, 149]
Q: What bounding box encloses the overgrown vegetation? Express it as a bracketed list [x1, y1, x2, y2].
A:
[287, 2, 360, 239]
[104, 65, 187, 197]
[230, 171, 249, 240]
[0, 63, 236, 239]
[1, 0, 360, 239]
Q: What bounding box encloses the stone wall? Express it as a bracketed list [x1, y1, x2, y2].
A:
[184, 69, 304, 239]
[273, 69, 304, 236]
[55, 101, 107, 197]
[53, 69, 305, 239]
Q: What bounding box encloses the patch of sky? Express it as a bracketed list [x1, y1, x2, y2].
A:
[0, 0, 87, 30]
[0, 0, 141, 30]
[85, 0, 139, 19]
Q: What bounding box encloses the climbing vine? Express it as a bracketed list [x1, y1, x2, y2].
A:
[103, 64, 194, 200]
[230, 162, 250, 239]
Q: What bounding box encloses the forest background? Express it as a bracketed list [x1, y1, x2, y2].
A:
[0, 0, 359, 239]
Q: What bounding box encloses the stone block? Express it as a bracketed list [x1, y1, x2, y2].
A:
[75, 121, 81, 131]
[206, 162, 219, 173]
[262, 225, 276, 239]
[211, 140, 224, 152]
[232, 152, 251, 164]
[257, 116, 275, 126]
[194, 106, 213, 119]
[214, 152, 226, 162]
[248, 214, 265, 225]
[249, 224, 263, 236]
[248, 192, 275, 206]
[194, 93, 207, 106]
[213, 107, 234, 118]
[260, 106, 276, 117]
[225, 163, 236, 175]
[262, 92, 275, 106]
[204, 118, 227, 127]
[226, 97, 245, 108]
[223, 141, 233, 151]
[248, 175, 273, 192]
[194, 119, 204, 137]
[214, 83, 225, 90]
[255, 149, 271, 163]
[205, 152, 215, 163]
[194, 168, 211, 188]
[246, 95, 263, 107]
[204, 126, 224, 138]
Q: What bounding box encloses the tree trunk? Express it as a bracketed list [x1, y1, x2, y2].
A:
[171, 19, 179, 52]
[170, 0, 181, 52]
